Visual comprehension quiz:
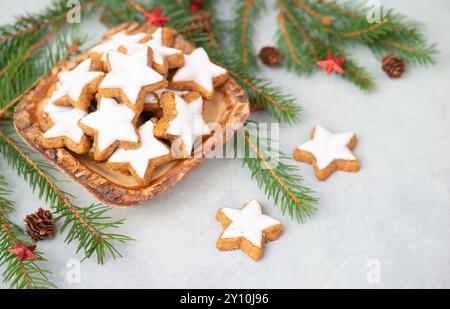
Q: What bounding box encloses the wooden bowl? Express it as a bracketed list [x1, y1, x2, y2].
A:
[13, 23, 249, 207]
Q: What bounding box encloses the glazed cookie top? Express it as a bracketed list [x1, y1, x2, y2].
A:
[100, 48, 164, 105]
[150, 28, 164, 44]
[90, 31, 147, 60]
[298, 125, 356, 169]
[123, 37, 183, 68]
[43, 101, 88, 143]
[167, 94, 210, 154]
[145, 88, 188, 104]
[221, 200, 281, 248]
[108, 121, 169, 179]
[79, 97, 139, 152]
[172, 48, 227, 93]
[50, 59, 104, 103]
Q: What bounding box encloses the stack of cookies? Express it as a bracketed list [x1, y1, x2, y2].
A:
[41, 26, 229, 186]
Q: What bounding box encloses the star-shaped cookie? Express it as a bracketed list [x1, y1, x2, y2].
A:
[107, 121, 172, 186]
[98, 48, 167, 113]
[90, 31, 148, 61]
[42, 101, 90, 154]
[155, 92, 211, 158]
[216, 200, 283, 261]
[170, 48, 228, 100]
[79, 97, 140, 161]
[50, 58, 104, 109]
[121, 35, 184, 74]
[293, 125, 359, 181]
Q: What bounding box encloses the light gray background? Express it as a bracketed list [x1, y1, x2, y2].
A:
[0, 0, 449, 289]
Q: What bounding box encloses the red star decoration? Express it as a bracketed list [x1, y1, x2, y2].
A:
[8, 241, 38, 262]
[317, 52, 346, 75]
[143, 6, 171, 27]
[190, 0, 203, 13]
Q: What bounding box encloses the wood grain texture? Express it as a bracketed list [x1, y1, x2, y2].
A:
[13, 23, 250, 207]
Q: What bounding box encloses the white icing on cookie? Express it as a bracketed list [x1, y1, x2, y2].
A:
[172, 48, 227, 92]
[298, 125, 356, 170]
[151, 28, 163, 45]
[50, 59, 103, 102]
[79, 97, 138, 152]
[123, 38, 182, 67]
[90, 31, 147, 60]
[43, 101, 87, 143]
[108, 121, 169, 179]
[100, 48, 164, 105]
[221, 200, 280, 248]
[144, 88, 188, 104]
[167, 95, 210, 154]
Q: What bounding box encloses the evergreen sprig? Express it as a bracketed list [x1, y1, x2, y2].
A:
[0, 176, 56, 289]
[275, 0, 437, 91]
[237, 122, 318, 222]
[211, 50, 302, 124]
[231, 0, 266, 71]
[0, 133, 132, 265]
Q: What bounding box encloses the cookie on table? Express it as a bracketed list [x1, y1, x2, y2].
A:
[154, 92, 211, 158]
[41, 101, 90, 154]
[107, 121, 173, 186]
[216, 200, 283, 261]
[89, 30, 149, 68]
[170, 47, 228, 100]
[98, 47, 167, 114]
[49, 58, 104, 109]
[293, 125, 360, 181]
[79, 97, 140, 161]
[120, 27, 184, 75]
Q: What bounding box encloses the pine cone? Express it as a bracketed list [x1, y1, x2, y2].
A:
[382, 53, 405, 78]
[259, 46, 282, 67]
[24, 208, 55, 242]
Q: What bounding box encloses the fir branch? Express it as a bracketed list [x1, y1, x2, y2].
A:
[275, 0, 437, 90]
[278, 0, 318, 60]
[210, 50, 301, 124]
[343, 57, 376, 92]
[334, 18, 390, 39]
[277, 13, 303, 67]
[0, 40, 80, 119]
[237, 122, 318, 222]
[0, 132, 132, 264]
[0, 31, 83, 117]
[0, 176, 56, 289]
[231, 0, 266, 71]
[291, 0, 332, 26]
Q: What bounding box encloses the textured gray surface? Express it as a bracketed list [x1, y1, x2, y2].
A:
[0, 0, 449, 289]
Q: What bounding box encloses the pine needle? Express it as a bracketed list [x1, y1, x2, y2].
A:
[237, 122, 318, 222]
[0, 133, 132, 265]
[0, 176, 56, 289]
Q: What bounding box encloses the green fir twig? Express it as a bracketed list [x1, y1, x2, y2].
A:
[237, 122, 318, 222]
[0, 133, 132, 265]
[231, 0, 266, 71]
[275, 0, 437, 91]
[0, 176, 56, 289]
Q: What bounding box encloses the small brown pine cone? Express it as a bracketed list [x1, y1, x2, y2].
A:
[25, 208, 55, 242]
[382, 53, 405, 78]
[259, 46, 282, 67]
